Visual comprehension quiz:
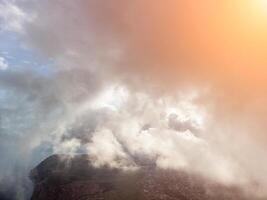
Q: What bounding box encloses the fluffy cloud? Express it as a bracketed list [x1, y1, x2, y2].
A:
[0, 1, 30, 33]
[0, 57, 8, 70]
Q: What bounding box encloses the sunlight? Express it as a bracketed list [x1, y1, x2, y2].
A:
[243, 0, 267, 22]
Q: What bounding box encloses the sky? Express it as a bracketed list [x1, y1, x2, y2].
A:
[1, 0, 267, 199]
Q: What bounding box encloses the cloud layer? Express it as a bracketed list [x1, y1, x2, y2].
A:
[1, 0, 267, 199]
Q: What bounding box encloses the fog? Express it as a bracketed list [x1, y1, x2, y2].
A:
[1, 0, 267, 199]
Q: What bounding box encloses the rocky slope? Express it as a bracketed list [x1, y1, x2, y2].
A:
[30, 154, 261, 200]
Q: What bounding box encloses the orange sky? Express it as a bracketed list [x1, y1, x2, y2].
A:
[126, 1, 267, 70]
[108, 0, 267, 103]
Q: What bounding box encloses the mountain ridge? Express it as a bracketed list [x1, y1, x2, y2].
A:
[30, 154, 262, 200]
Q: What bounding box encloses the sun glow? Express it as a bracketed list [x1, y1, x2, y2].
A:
[242, 0, 267, 23]
[255, 0, 267, 11]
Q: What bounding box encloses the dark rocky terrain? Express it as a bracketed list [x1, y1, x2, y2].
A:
[30, 154, 262, 200]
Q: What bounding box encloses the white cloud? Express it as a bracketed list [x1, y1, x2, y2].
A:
[86, 129, 133, 169]
[0, 2, 31, 33]
[83, 91, 246, 185]
[0, 56, 8, 70]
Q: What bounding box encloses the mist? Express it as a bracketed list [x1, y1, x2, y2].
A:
[1, 0, 267, 199]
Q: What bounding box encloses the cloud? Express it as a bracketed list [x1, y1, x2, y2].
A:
[0, 1, 30, 33]
[82, 90, 248, 185]
[1, 0, 267, 199]
[0, 57, 8, 70]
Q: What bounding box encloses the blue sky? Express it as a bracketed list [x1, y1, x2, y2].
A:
[0, 21, 58, 194]
[0, 30, 54, 75]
